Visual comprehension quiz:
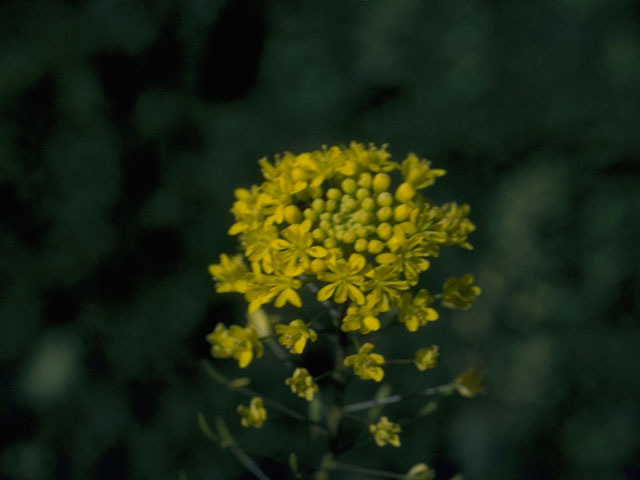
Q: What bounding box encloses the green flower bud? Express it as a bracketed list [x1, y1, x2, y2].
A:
[376, 223, 393, 240]
[376, 206, 393, 222]
[394, 204, 412, 222]
[376, 192, 393, 207]
[311, 198, 326, 213]
[326, 188, 342, 200]
[361, 197, 376, 211]
[358, 172, 372, 189]
[368, 239, 385, 254]
[354, 238, 368, 252]
[341, 178, 357, 195]
[372, 173, 391, 193]
[395, 182, 416, 202]
[284, 205, 302, 224]
[355, 187, 370, 200]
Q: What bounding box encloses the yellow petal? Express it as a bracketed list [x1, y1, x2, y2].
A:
[237, 350, 253, 368]
[363, 316, 380, 332]
[292, 337, 307, 354]
[317, 283, 336, 302]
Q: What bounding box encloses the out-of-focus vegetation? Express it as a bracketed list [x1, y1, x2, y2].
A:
[1, 1, 639, 479]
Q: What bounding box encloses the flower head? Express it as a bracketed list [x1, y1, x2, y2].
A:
[344, 342, 385, 382]
[237, 397, 267, 428]
[317, 253, 368, 305]
[341, 300, 382, 334]
[275, 320, 317, 354]
[206, 323, 263, 368]
[414, 346, 439, 371]
[398, 289, 439, 332]
[285, 368, 318, 401]
[208, 254, 249, 293]
[369, 416, 401, 447]
[454, 367, 487, 398]
[442, 274, 481, 310]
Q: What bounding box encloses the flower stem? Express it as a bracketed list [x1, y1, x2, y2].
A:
[342, 384, 452, 413]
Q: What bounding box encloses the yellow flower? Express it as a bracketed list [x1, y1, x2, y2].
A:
[344, 343, 385, 382]
[206, 323, 264, 368]
[275, 320, 318, 354]
[414, 346, 439, 371]
[317, 253, 368, 305]
[369, 416, 401, 447]
[351, 142, 397, 172]
[208, 254, 249, 293]
[228, 186, 263, 236]
[245, 271, 303, 313]
[271, 219, 327, 276]
[285, 368, 318, 401]
[376, 233, 433, 285]
[398, 289, 439, 332]
[243, 226, 279, 274]
[237, 397, 267, 428]
[434, 202, 476, 250]
[442, 274, 481, 310]
[454, 367, 487, 398]
[341, 301, 382, 334]
[363, 264, 409, 311]
[401, 153, 445, 189]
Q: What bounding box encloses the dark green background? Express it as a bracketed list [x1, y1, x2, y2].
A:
[2, 1, 639, 479]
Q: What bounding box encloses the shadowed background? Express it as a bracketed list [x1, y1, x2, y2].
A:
[1, 0, 639, 479]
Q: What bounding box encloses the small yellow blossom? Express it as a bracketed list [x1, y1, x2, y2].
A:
[414, 346, 439, 371]
[442, 274, 481, 310]
[454, 367, 487, 398]
[285, 368, 318, 401]
[317, 253, 368, 305]
[206, 323, 263, 368]
[208, 254, 249, 293]
[245, 271, 303, 313]
[271, 219, 327, 276]
[275, 320, 318, 354]
[401, 153, 445, 189]
[341, 301, 382, 334]
[363, 264, 409, 311]
[398, 289, 439, 332]
[369, 416, 401, 447]
[344, 343, 385, 382]
[237, 397, 267, 428]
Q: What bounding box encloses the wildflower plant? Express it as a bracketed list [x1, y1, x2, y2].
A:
[200, 143, 484, 479]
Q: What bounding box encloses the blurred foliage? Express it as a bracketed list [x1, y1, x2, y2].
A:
[1, 0, 639, 479]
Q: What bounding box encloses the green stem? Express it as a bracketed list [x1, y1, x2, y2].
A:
[202, 360, 323, 428]
[342, 384, 452, 413]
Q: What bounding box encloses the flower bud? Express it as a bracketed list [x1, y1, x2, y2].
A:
[395, 182, 416, 202]
[372, 173, 391, 193]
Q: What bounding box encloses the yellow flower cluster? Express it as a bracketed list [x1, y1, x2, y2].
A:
[206, 323, 264, 368]
[209, 143, 477, 337]
[344, 343, 385, 382]
[414, 345, 439, 371]
[369, 416, 401, 447]
[285, 368, 318, 401]
[275, 319, 317, 354]
[237, 397, 267, 428]
[442, 274, 482, 310]
[206, 144, 482, 433]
